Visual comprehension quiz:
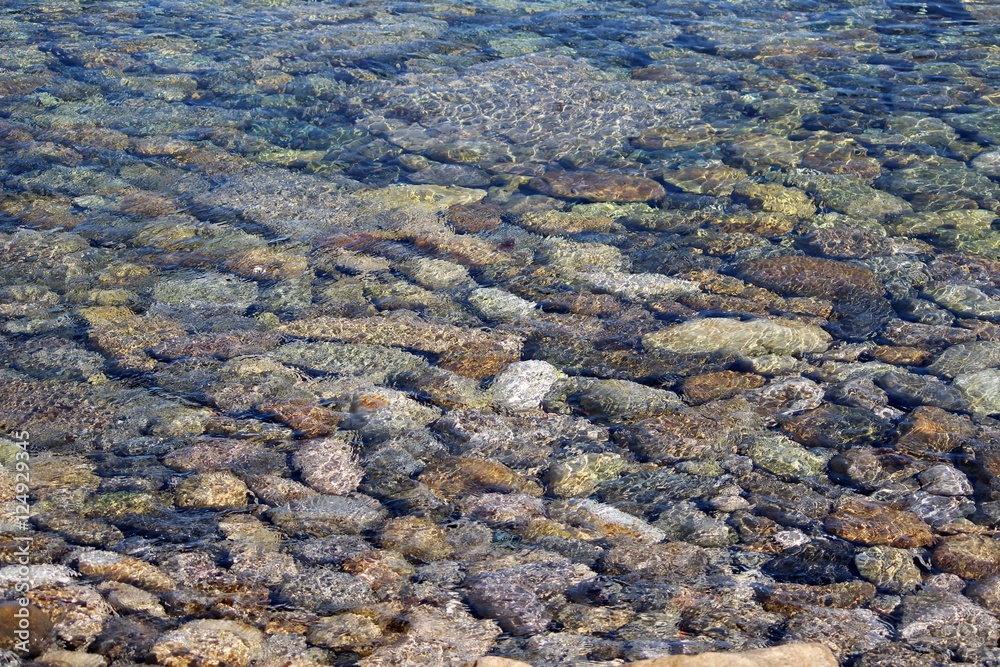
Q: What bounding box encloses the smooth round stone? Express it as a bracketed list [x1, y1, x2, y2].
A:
[643, 317, 831, 357]
[854, 546, 921, 594]
[0, 601, 53, 656]
[291, 437, 363, 496]
[922, 284, 1000, 321]
[398, 256, 470, 289]
[76, 550, 175, 592]
[919, 464, 973, 496]
[174, 471, 249, 510]
[875, 371, 967, 412]
[579, 271, 699, 302]
[468, 287, 537, 321]
[972, 148, 1000, 178]
[276, 569, 374, 614]
[898, 588, 1000, 651]
[742, 434, 827, 479]
[966, 574, 1000, 614]
[151, 272, 258, 316]
[151, 619, 265, 667]
[954, 369, 1000, 416]
[528, 170, 666, 203]
[927, 341, 1000, 379]
[490, 360, 561, 412]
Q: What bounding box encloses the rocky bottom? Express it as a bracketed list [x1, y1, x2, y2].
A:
[2, 0, 1000, 665]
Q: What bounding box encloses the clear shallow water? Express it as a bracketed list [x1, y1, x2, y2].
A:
[2, 0, 1000, 665]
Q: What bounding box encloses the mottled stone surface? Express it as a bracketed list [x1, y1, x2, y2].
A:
[824, 498, 934, 548]
[529, 171, 666, 202]
[643, 317, 831, 357]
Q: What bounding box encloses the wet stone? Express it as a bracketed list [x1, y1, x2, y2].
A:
[266, 494, 387, 537]
[798, 227, 889, 260]
[828, 448, 919, 494]
[151, 620, 264, 667]
[782, 607, 890, 660]
[681, 371, 765, 405]
[762, 539, 857, 585]
[528, 171, 666, 203]
[642, 317, 831, 357]
[893, 406, 976, 457]
[575, 379, 682, 422]
[854, 546, 921, 594]
[76, 550, 175, 593]
[953, 369, 1000, 416]
[966, 575, 1000, 615]
[736, 256, 893, 339]
[292, 437, 363, 496]
[600, 541, 709, 582]
[824, 497, 934, 548]
[919, 464, 973, 497]
[741, 434, 827, 479]
[173, 471, 248, 510]
[0, 601, 53, 656]
[651, 500, 735, 547]
[276, 568, 374, 614]
[874, 371, 967, 411]
[932, 534, 1000, 580]
[898, 588, 1000, 651]
[490, 360, 561, 412]
[446, 200, 504, 234]
[922, 284, 1000, 321]
[903, 490, 972, 528]
[778, 405, 892, 449]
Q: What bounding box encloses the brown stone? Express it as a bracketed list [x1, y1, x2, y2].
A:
[682, 371, 766, 405]
[447, 201, 504, 234]
[870, 345, 932, 366]
[737, 256, 882, 300]
[0, 601, 53, 656]
[257, 399, 345, 438]
[277, 315, 522, 381]
[465, 644, 840, 667]
[661, 165, 748, 196]
[894, 406, 976, 456]
[420, 457, 543, 501]
[825, 497, 934, 548]
[714, 211, 797, 236]
[528, 171, 665, 203]
[759, 581, 877, 615]
[933, 534, 1000, 580]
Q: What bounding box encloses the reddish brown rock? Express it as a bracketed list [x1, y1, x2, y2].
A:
[0, 601, 53, 656]
[824, 498, 934, 548]
[257, 399, 345, 438]
[870, 345, 932, 366]
[736, 256, 893, 338]
[893, 406, 977, 457]
[933, 534, 1000, 580]
[528, 171, 665, 203]
[681, 371, 766, 405]
[420, 457, 543, 501]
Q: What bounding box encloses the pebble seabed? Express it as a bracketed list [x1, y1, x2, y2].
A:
[2, 0, 1000, 665]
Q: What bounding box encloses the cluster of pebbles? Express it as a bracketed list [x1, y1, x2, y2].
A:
[2, 0, 1000, 665]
